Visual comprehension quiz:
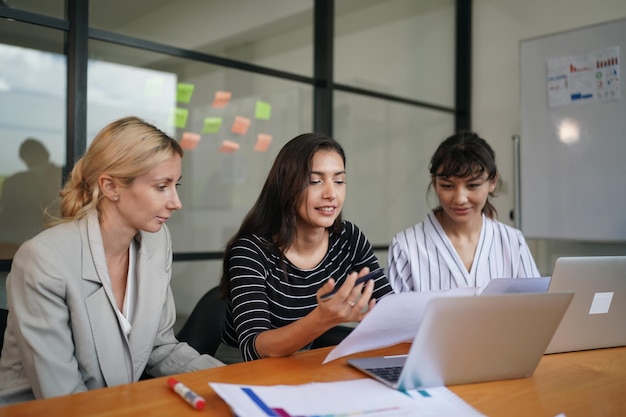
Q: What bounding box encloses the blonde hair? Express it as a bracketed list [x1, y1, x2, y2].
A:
[50, 116, 183, 224]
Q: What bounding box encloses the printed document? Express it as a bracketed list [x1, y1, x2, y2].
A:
[210, 378, 485, 417]
[324, 288, 476, 363]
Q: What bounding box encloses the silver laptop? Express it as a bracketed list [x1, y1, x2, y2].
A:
[479, 276, 551, 295]
[545, 256, 626, 354]
[347, 292, 573, 390]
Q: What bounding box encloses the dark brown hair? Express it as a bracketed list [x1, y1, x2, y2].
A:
[220, 132, 346, 296]
[429, 131, 500, 219]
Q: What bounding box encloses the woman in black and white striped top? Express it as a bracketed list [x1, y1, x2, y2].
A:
[216, 133, 393, 363]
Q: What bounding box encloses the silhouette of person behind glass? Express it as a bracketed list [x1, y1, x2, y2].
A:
[0, 138, 62, 248]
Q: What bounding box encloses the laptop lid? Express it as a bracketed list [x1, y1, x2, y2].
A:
[478, 277, 551, 295]
[545, 256, 626, 354]
[347, 292, 573, 390]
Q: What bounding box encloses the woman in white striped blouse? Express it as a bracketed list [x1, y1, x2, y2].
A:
[387, 132, 540, 294]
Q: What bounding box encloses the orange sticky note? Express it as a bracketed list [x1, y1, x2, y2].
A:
[212, 91, 232, 108]
[179, 132, 201, 150]
[231, 116, 250, 135]
[255, 133, 272, 152]
[219, 140, 240, 153]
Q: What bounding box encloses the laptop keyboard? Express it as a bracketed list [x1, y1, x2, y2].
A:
[367, 366, 403, 383]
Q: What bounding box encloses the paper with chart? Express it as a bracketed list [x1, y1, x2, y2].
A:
[547, 45, 620, 108]
[210, 378, 485, 417]
[323, 288, 476, 363]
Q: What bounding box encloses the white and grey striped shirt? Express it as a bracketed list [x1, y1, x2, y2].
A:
[387, 211, 540, 293]
[222, 221, 393, 361]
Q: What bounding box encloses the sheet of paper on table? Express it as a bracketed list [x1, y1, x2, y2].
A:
[210, 378, 485, 417]
[324, 288, 476, 363]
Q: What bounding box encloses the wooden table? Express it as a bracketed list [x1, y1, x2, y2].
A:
[1, 344, 625, 416]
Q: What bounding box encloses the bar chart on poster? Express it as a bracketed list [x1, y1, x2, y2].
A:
[519, 18, 626, 242]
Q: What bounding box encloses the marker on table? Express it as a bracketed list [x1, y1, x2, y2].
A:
[168, 377, 206, 410]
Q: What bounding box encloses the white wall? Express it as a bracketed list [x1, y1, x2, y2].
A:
[473, 0, 626, 274]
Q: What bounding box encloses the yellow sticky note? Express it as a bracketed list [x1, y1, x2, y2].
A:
[202, 117, 222, 134]
[255, 133, 272, 152]
[231, 116, 250, 135]
[219, 140, 240, 153]
[177, 83, 195, 103]
[179, 132, 201, 150]
[255, 101, 271, 120]
[171, 108, 189, 129]
[212, 90, 232, 108]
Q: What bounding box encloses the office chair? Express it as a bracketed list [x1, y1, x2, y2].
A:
[311, 324, 354, 349]
[176, 286, 227, 357]
[174, 286, 352, 355]
[0, 308, 8, 354]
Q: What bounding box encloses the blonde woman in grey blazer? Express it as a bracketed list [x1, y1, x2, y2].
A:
[0, 117, 223, 404]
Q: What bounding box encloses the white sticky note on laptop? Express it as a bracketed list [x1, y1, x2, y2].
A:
[589, 292, 613, 314]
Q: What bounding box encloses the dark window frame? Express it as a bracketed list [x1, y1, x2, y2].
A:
[0, 0, 471, 270]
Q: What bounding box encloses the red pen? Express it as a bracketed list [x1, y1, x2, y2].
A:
[168, 377, 206, 410]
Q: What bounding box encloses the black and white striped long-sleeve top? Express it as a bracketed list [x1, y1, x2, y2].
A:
[221, 221, 393, 361]
[387, 211, 540, 293]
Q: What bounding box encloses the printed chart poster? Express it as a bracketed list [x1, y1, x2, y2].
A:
[547, 46, 620, 108]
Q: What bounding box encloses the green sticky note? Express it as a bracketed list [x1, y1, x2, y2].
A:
[171, 108, 189, 129]
[255, 101, 271, 120]
[176, 83, 195, 103]
[202, 117, 222, 134]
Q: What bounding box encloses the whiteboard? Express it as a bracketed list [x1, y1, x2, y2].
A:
[520, 18, 626, 242]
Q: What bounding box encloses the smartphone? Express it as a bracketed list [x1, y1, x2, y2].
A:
[319, 269, 382, 301]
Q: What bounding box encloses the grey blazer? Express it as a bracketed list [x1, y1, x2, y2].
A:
[0, 211, 222, 404]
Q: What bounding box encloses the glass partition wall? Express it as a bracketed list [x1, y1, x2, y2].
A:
[0, 19, 66, 259]
[0, 0, 469, 320]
